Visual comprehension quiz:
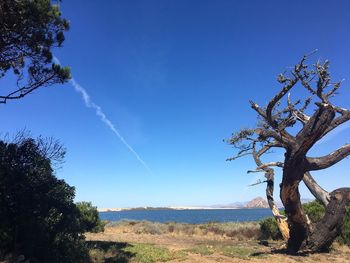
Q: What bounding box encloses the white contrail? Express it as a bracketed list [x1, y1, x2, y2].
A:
[54, 56, 152, 174]
[69, 79, 152, 174]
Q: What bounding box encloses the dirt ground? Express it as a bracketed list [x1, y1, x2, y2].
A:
[86, 224, 350, 263]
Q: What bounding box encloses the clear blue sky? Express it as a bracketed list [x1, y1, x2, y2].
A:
[1, 0, 350, 208]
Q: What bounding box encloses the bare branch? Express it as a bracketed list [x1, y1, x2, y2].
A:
[303, 172, 330, 207]
[248, 179, 267, 186]
[249, 100, 267, 118]
[295, 103, 335, 155]
[292, 110, 310, 125]
[247, 169, 266, 174]
[257, 162, 284, 170]
[306, 144, 350, 171]
[266, 77, 298, 129]
[0, 72, 56, 103]
[255, 128, 294, 147]
[321, 106, 350, 138]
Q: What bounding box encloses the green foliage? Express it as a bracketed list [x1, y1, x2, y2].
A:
[0, 137, 99, 262]
[188, 244, 261, 260]
[303, 201, 350, 245]
[259, 201, 350, 245]
[124, 243, 186, 263]
[303, 200, 325, 222]
[259, 217, 282, 240]
[76, 201, 105, 233]
[0, 0, 71, 103]
[187, 245, 214, 256]
[338, 205, 350, 245]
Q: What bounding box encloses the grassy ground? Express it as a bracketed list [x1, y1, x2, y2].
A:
[86, 221, 350, 263]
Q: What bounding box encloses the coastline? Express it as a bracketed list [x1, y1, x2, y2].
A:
[98, 206, 245, 212]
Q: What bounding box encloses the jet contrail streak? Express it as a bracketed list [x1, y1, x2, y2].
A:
[53, 56, 152, 174]
[68, 78, 153, 174]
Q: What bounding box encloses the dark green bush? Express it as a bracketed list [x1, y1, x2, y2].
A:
[302, 200, 325, 222]
[76, 201, 106, 233]
[259, 200, 350, 245]
[259, 217, 282, 240]
[303, 200, 350, 245]
[0, 138, 102, 262]
[338, 205, 350, 245]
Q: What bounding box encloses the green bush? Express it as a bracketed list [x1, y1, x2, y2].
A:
[76, 202, 106, 233]
[302, 200, 325, 222]
[303, 200, 350, 245]
[259, 217, 282, 240]
[0, 138, 102, 262]
[338, 205, 350, 245]
[259, 200, 350, 245]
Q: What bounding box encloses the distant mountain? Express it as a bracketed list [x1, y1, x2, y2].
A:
[208, 197, 269, 209]
[245, 197, 269, 208]
[98, 197, 316, 212]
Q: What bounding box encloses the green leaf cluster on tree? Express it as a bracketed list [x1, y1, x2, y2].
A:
[0, 137, 102, 262]
[0, 0, 70, 104]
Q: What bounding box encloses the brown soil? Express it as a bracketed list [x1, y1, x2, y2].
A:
[86, 224, 350, 263]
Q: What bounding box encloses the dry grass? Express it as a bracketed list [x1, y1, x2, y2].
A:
[106, 220, 260, 240]
[86, 221, 350, 263]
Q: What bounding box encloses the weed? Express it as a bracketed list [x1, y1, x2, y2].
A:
[124, 243, 187, 263]
[187, 245, 215, 256]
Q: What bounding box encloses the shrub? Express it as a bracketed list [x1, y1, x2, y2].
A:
[338, 205, 350, 245]
[259, 201, 350, 245]
[76, 202, 106, 233]
[303, 200, 350, 245]
[0, 137, 102, 262]
[259, 217, 282, 240]
[303, 200, 325, 222]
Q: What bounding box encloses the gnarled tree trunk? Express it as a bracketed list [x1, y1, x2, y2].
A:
[228, 55, 350, 254]
[307, 188, 350, 251]
[281, 160, 309, 252]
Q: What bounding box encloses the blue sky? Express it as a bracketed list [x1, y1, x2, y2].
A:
[1, 0, 350, 208]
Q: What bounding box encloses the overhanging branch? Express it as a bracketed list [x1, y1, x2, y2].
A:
[306, 144, 350, 171]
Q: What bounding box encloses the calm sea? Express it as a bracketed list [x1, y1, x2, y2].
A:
[99, 208, 272, 224]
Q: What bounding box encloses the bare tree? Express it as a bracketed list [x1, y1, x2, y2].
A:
[227, 53, 350, 253]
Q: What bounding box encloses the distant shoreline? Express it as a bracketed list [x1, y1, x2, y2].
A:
[97, 196, 284, 212]
[97, 206, 268, 212]
[97, 197, 314, 212]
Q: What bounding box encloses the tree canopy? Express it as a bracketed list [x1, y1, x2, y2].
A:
[0, 0, 70, 104]
[0, 136, 100, 262]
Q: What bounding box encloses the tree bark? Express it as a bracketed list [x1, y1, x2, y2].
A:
[230, 56, 350, 254]
[307, 188, 350, 251]
[265, 170, 289, 240]
[303, 172, 330, 207]
[280, 154, 309, 253]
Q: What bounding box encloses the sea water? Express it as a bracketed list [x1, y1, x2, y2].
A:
[99, 208, 272, 224]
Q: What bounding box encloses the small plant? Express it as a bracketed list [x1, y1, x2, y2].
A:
[187, 245, 214, 256]
[219, 245, 255, 259]
[259, 217, 282, 240]
[124, 243, 186, 263]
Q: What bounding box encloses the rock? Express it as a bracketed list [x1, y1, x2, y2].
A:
[245, 197, 269, 208]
